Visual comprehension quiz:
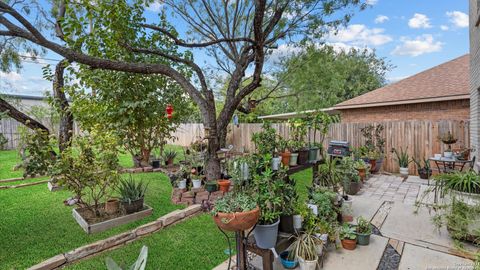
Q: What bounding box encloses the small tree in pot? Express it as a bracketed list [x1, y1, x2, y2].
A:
[253, 156, 283, 249]
[289, 230, 320, 270]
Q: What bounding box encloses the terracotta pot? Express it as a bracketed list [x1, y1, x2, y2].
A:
[217, 179, 231, 192]
[280, 151, 292, 166]
[105, 199, 120, 215]
[342, 214, 353, 222]
[341, 239, 357, 250]
[369, 159, 377, 173]
[357, 168, 366, 181]
[213, 207, 260, 231]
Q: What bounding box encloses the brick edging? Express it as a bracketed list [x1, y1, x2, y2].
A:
[0, 179, 50, 190]
[27, 204, 203, 270]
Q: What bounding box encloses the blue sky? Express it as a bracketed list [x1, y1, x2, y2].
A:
[0, 0, 469, 96]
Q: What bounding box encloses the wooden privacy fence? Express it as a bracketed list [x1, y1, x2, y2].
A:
[1, 118, 470, 174]
[169, 120, 470, 174]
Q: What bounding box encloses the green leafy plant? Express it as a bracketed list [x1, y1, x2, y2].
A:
[106, 245, 148, 270]
[340, 224, 357, 240]
[353, 159, 367, 170]
[289, 230, 321, 261]
[314, 157, 341, 190]
[279, 174, 299, 216]
[253, 155, 283, 225]
[0, 133, 7, 150]
[356, 216, 372, 234]
[51, 131, 120, 217]
[20, 129, 57, 177]
[211, 192, 257, 216]
[391, 147, 410, 168]
[117, 176, 149, 204]
[252, 121, 279, 156]
[288, 118, 308, 150]
[360, 124, 385, 154]
[434, 171, 480, 194]
[163, 149, 177, 162]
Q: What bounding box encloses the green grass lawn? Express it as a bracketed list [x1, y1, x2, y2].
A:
[0, 148, 313, 270]
[0, 150, 22, 179]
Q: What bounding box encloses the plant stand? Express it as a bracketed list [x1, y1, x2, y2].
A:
[217, 226, 255, 270]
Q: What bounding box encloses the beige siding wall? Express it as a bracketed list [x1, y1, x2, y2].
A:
[470, 0, 480, 166]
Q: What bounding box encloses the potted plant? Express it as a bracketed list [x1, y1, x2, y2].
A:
[290, 231, 319, 270]
[308, 112, 334, 163]
[118, 176, 148, 214]
[253, 163, 283, 249]
[340, 157, 362, 195]
[211, 192, 260, 231]
[354, 159, 367, 182]
[341, 195, 354, 222]
[289, 118, 309, 165]
[280, 250, 298, 269]
[205, 181, 218, 192]
[293, 202, 306, 231]
[279, 175, 299, 233]
[355, 216, 373, 245]
[438, 131, 457, 158]
[192, 175, 202, 189]
[360, 124, 385, 173]
[163, 149, 177, 166]
[392, 147, 411, 176]
[308, 188, 338, 223]
[278, 138, 291, 167]
[150, 154, 161, 169]
[288, 140, 302, 166]
[340, 224, 357, 250]
[413, 158, 432, 179]
[217, 179, 231, 192]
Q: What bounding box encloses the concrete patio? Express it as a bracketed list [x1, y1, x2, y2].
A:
[214, 174, 479, 270]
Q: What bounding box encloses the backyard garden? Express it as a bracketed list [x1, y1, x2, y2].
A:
[0, 1, 479, 270]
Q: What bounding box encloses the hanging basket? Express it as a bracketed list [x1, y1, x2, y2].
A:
[213, 207, 260, 231]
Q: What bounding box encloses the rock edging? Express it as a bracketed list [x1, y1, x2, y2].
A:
[27, 204, 203, 270]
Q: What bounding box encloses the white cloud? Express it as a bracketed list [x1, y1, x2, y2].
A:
[440, 25, 449, 31]
[145, 1, 163, 12]
[366, 0, 378, 5]
[0, 71, 22, 82]
[446, 11, 468, 28]
[267, 44, 303, 62]
[374, 15, 389, 24]
[408, 13, 432, 29]
[328, 24, 392, 46]
[391, 34, 443, 57]
[387, 76, 408, 83]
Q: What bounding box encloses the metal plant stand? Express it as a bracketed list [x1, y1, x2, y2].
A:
[217, 226, 256, 270]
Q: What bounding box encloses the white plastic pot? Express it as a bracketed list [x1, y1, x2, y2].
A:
[271, 157, 281, 171]
[289, 153, 299, 166]
[192, 179, 202, 188]
[293, 214, 303, 230]
[399, 167, 409, 176]
[298, 257, 318, 270]
[307, 203, 318, 215]
[177, 179, 187, 189]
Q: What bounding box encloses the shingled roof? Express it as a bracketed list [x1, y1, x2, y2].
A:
[333, 54, 470, 109]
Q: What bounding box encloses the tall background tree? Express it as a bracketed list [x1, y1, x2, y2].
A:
[0, 0, 366, 179]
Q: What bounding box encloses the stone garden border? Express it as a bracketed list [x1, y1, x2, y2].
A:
[27, 204, 203, 270]
[0, 179, 50, 189]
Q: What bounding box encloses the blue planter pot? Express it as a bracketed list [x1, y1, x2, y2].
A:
[280, 251, 298, 269]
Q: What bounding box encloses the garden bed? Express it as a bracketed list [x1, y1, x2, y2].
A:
[73, 204, 153, 234]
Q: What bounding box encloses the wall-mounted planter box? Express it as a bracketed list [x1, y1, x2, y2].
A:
[72, 204, 153, 234]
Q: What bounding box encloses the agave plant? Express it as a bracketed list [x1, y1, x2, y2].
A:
[117, 176, 149, 204]
[163, 149, 177, 161]
[391, 147, 410, 168]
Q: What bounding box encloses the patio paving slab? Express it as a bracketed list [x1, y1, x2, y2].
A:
[348, 195, 384, 225]
[322, 235, 388, 270]
[380, 202, 479, 256]
[399, 243, 474, 270]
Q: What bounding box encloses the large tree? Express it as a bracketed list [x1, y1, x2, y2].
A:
[0, 0, 366, 180]
[277, 45, 391, 111]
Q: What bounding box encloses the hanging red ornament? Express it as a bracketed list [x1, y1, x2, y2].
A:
[166, 104, 174, 119]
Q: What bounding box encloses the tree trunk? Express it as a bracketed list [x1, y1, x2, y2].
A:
[0, 97, 51, 134]
[53, 59, 74, 153]
[140, 147, 151, 167]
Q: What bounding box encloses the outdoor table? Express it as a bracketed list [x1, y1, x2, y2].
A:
[428, 156, 474, 203]
[428, 156, 474, 174]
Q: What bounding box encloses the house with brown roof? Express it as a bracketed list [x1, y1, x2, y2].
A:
[333, 54, 470, 123]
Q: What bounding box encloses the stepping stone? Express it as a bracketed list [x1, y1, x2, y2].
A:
[399, 243, 474, 270]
